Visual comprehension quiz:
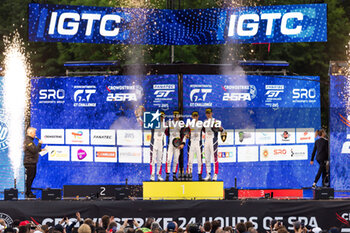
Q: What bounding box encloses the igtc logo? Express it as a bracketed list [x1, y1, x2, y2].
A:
[228, 12, 304, 37]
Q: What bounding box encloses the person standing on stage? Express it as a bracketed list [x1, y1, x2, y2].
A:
[186, 111, 203, 181]
[202, 108, 224, 181]
[165, 110, 185, 181]
[150, 111, 166, 182]
[310, 129, 329, 188]
[23, 127, 43, 198]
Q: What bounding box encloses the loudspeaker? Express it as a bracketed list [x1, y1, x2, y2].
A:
[42, 189, 62, 200]
[4, 188, 18, 200]
[115, 187, 130, 200]
[224, 188, 238, 200]
[313, 187, 334, 200]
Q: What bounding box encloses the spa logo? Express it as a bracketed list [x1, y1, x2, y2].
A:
[0, 213, 13, 226]
[0, 120, 8, 150]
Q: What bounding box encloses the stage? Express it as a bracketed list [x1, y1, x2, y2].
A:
[0, 199, 350, 231]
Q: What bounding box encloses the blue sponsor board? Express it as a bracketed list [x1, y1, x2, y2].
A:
[28, 3, 327, 45]
[329, 75, 350, 190]
[30, 75, 320, 189]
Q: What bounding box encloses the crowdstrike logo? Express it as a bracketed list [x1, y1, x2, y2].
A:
[106, 85, 142, 102]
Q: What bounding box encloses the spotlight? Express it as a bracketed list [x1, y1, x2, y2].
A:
[4, 188, 18, 200]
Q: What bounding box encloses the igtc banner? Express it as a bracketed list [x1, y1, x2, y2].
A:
[28, 3, 327, 45]
[330, 75, 350, 191]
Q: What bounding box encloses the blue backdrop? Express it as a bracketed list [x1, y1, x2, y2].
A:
[329, 75, 350, 190]
[29, 74, 321, 189]
[28, 3, 327, 45]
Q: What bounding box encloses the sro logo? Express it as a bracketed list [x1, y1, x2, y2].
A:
[292, 88, 316, 99]
[39, 89, 65, 100]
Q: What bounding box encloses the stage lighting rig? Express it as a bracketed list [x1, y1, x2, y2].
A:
[64, 60, 121, 76]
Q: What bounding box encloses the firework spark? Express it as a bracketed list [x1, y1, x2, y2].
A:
[3, 31, 31, 181]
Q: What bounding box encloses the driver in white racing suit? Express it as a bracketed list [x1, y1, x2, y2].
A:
[186, 111, 203, 181]
[150, 111, 166, 181]
[202, 108, 224, 181]
[165, 110, 186, 181]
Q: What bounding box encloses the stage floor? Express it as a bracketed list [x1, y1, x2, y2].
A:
[0, 199, 350, 232]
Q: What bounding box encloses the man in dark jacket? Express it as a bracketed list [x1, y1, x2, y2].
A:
[310, 129, 329, 188]
[23, 127, 42, 198]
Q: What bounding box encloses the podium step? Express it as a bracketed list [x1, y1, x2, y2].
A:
[143, 181, 224, 200]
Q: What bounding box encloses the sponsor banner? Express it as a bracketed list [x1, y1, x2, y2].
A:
[296, 128, 315, 144]
[47, 146, 70, 161]
[143, 147, 167, 164]
[218, 147, 236, 163]
[260, 145, 308, 161]
[218, 129, 234, 146]
[119, 147, 142, 163]
[117, 130, 142, 146]
[71, 146, 93, 162]
[276, 128, 296, 144]
[91, 129, 115, 145]
[73, 85, 97, 107]
[143, 75, 178, 112]
[66, 129, 90, 145]
[237, 146, 259, 162]
[330, 74, 350, 190]
[94, 146, 117, 163]
[255, 129, 275, 145]
[1, 200, 350, 232]
[28, 3, 327, 45]
[235, 129, 255, 145]
[41, 129, 65, 144]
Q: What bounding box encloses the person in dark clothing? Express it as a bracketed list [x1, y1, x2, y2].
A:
[23, 127, 42, 198]
[310, 129, 329, 188]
